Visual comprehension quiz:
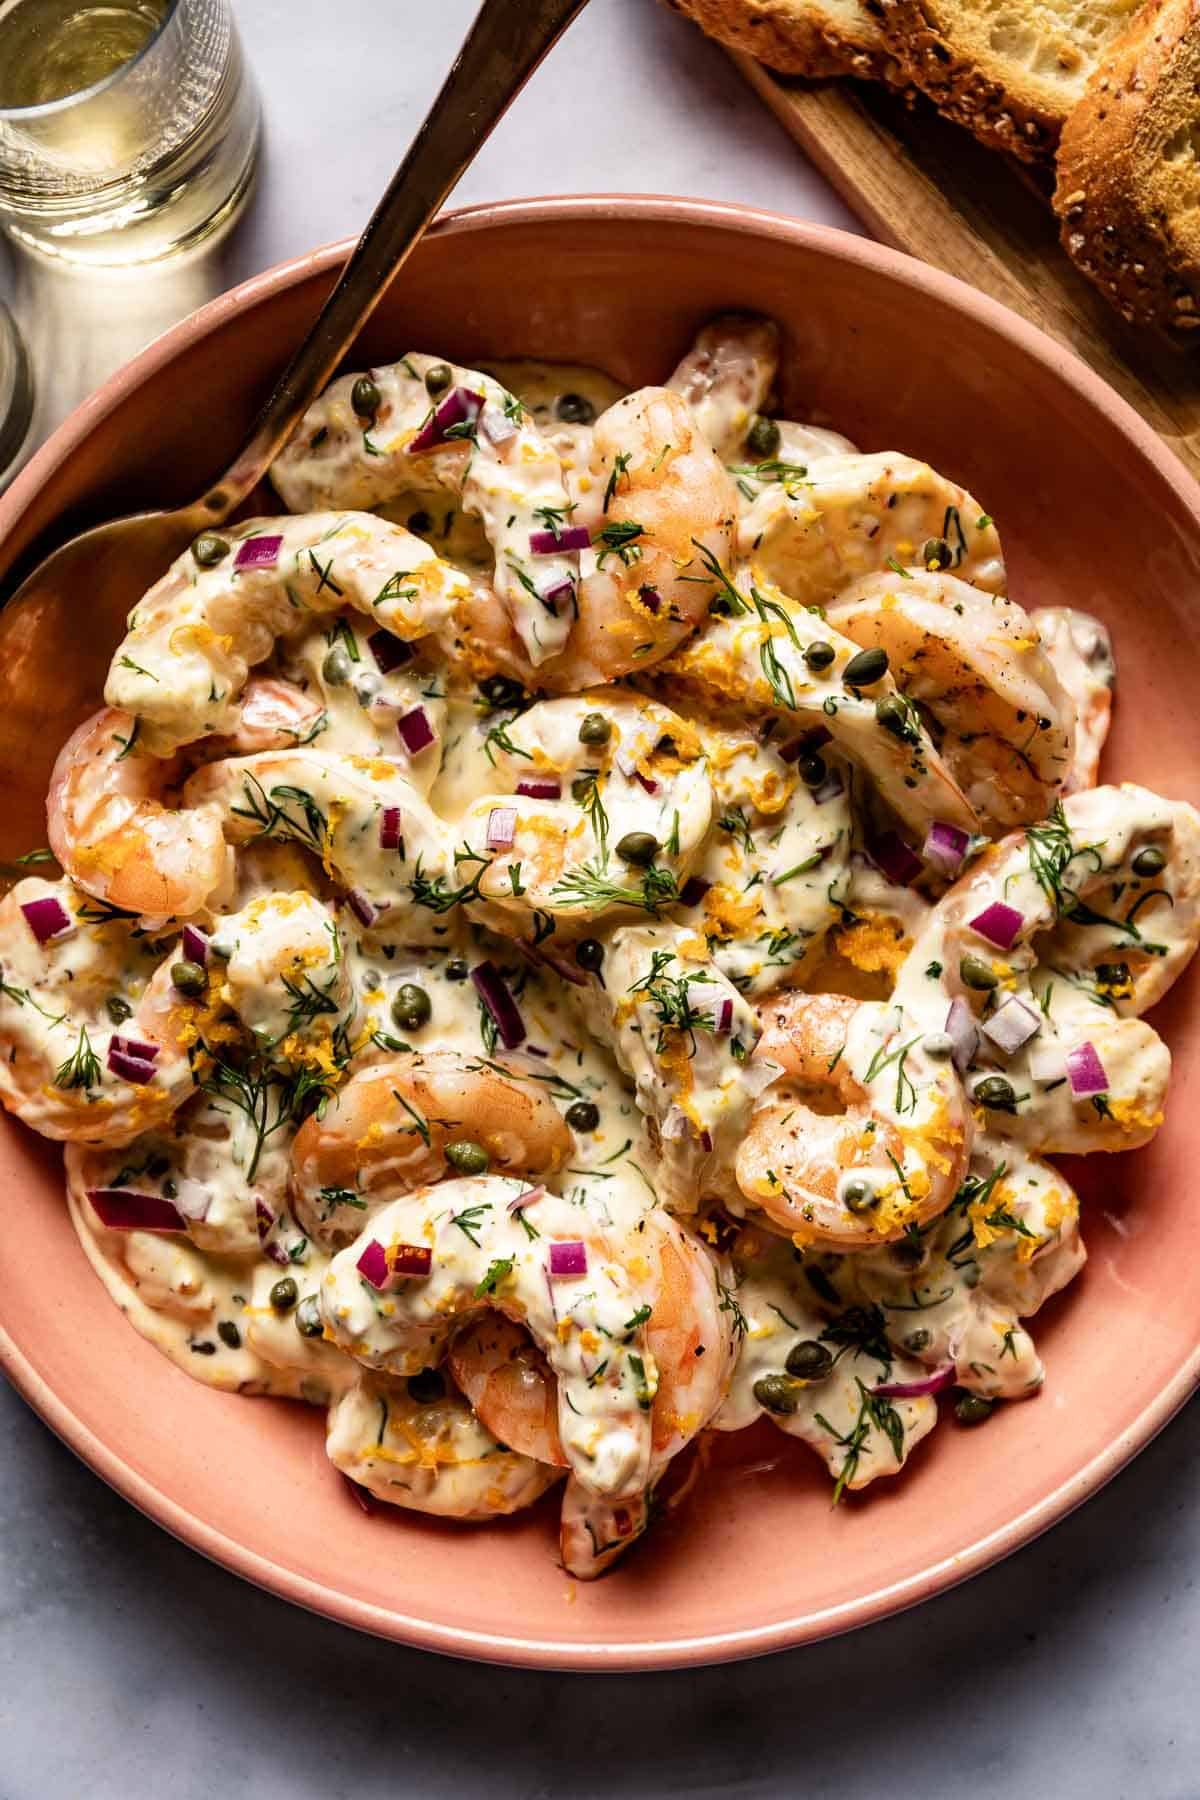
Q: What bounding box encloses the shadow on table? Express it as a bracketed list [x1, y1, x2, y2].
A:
[2, 1371, 1196, 1800]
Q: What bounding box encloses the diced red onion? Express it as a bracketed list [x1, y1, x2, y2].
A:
[548, 1240, 588, 1278]
[712, 997, 733, 1034]
[407, 386, 484, 453]
[173, 1178, 211, 1222]
[181, 924, 209, 966]
[391, 1243, 433, 1278]
[20, 895, 74, 944]
[515, 777, 561, 801]
[368, 629, 414, 674]
[633, 770, 659, 795]
[88, 1188, 185, 1232]
[970, 901, 1023, 951]
[537, 573, 575, 612]
[1066, 1041, 1109, 1097]
[234, 534, 283, 571]
[348, 889, 377, 928]
[981, 995, 1041, 1056]
[679, 876, 711, 907]
[111, 1033, 158, 1064]
[479, 404, 518, 447]
[923, 821, 971, 876]
[520, 941, 588, 989]
[868, 832, 922, 887]
[264, 1241, 290, 1268]
[397, 707, 436, 755]
[487, 806, 517, 851]
[471, 961, 525, 1049]
[106, 1048, 157, 1085]
[379, 806, 403, 851]
[506, 1186, 546, 1220]
[638, 587, 662, 615]
[812, 770, 844, 805]
[529, 525, 591, 555]
[699, 1130, 713, 1153]
[356, 1239, 390, 1289]
[873, 1364, 955, 1399]
[944, 997, 979, 1074]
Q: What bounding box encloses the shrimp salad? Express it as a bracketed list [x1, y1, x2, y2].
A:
[5, 315, 1197, 1580]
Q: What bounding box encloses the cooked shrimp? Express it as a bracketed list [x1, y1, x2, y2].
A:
[449, 1211, 739, 1576]
[581, 923, 763, 1213]
[826, 569, 1075, 828]
[737, 992, 971, 1249]
[1031, 606, 1115, 792]
[182, 748, 451, 921]
[0, 880, 196, 1145]
[207, 890, 352, 1064]
[738, 452, 1006, 604]
[660, 578, 980, 841]
[713, 1225, 939, 1488]
[290, 1052, 572, 1247]
[221, 676, 328, 754]
[973, 1005, 1171, 1155]
[322, 1177, 673, 1500]
[665, 313, 779, 461]
[327, 1370, 562, 1520]
[47, 707, 234, 920]
[105, 512, 469, 754]
[899, 783, 1200, 1021]
[804, 851, 932, 1004]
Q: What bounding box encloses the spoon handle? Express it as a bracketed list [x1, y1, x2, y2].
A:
[180, 0, 590, 530]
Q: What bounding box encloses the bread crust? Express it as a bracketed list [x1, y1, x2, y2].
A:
[665, 0, 904, 83]
[1054, 0, 1200, 334]
[867, 0, 1137, 162]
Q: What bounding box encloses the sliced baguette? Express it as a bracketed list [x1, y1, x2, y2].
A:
[1054, 0, 1200, 333]
[664, 0, 906, 84]
[869, 0, 1142, 161]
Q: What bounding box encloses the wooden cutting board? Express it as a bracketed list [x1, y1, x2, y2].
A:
[731, 52, 1200, 484]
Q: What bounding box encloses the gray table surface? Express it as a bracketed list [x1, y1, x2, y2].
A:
[1, 4, 1197, 1795]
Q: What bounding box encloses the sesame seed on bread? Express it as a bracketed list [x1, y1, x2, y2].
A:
[1054, 0, 1200, 333]
[664, 0, 908, 84]
[867, 0, 1143, 161]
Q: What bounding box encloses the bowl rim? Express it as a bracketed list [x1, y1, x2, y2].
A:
[2, 192, 1198, 1671]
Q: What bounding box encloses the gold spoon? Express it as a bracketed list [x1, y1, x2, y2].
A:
[0, 0, 588, 860]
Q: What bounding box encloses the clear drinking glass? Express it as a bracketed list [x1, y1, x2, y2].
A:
[0, 300, 32, 483]
[0, 0, 260, 265]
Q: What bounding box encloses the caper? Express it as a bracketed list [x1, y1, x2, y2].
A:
[974, 1075, 1017, 1112]
[351, 669, 381, 707]
[270, 1276, 299, 1312]
[578, 711, 612, 747]
[753, 1372, 803, 1414]
[922, 536, 953, 570]
[746, 415, 781, 459]
[875, 693, 917, 741]
[923, 1031, 954, 1059]
[407, 509, 434, 535]
[351, 375, 381, 418]
[424, 362, 453, 396]
[565, 1099, 601, 1133]
[575, 938, 604, 973]
[798, 753, 827, 789]
[392, 984, 431, 1031]
[616, 831, 659, 867]
[785, 1339, 833, 1380]
[959, 953, 998, 991]
[1132, 845, 1166, 878]
[105, 995, 132, 1025]
[1095, 961, 1131, 988]
[708, 594, 734, 618]
[803, 641, 836, 672]
[217, 1320, 241, 1350]
[571, 776, 595, 803]
[295, 1294, 324, 1337]
[191, 531, 229, 568]
[170, 959, 206, 996]
[162, 1178, 178, 1199]
[904, 1328, 932, 1353]
[843, 646, 890, 688]
[407, 1367, 446, 1404]
[842, 1176, 878, 1214]
[146, 1154, 169, 1178]
[479, 674, 524, 708]
[556, 391, 595, 425]
[322, 646, 352, 686]
[955, 1393, 994, 1425]
[445, 957, 469, 982]
[445, 1139, 489, 1175]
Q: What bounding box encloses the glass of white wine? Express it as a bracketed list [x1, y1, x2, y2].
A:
[0, 0, 260, 264]
[0, 300, 32, 484]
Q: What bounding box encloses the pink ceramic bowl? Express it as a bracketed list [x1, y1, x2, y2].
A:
[1, 197, 1198, 1671]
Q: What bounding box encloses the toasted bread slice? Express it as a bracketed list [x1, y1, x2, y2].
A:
[664, 0, 906, 83]
[869, 0, 1142, 161]
[1054, 0, 1200, 333]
